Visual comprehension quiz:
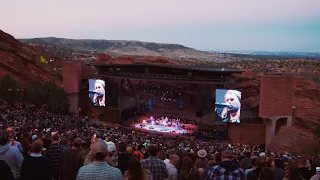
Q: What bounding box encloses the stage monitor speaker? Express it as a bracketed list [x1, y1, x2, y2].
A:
[196, 91, 204, 117]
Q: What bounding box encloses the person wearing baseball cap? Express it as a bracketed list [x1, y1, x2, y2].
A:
[77, 141, 123, 180]
[203, 150, 244, 180]
[105, 141, 118, 167]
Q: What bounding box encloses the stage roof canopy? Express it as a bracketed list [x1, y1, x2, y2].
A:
[89, 63, 243, 84]
[90, 63, 243, 74]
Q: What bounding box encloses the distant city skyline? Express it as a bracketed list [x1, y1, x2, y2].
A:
[1, 0, 320, 52]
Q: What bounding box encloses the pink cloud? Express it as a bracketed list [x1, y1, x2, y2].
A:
[1, 0, 320, 37]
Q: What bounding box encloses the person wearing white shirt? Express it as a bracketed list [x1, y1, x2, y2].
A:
[164, 155, 180, 180]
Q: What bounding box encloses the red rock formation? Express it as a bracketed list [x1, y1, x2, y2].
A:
[97, 53, 113, 64]
[293, 77, 320, 130]
[0, 30, 62, 86]
[236, 79, 260, 110]
[267, 126, 320, 154]
[136, 56, 179, 65]
[116, 56, 135, 64]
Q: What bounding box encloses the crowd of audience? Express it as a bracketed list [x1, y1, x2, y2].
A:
[1, 99, 320, 180]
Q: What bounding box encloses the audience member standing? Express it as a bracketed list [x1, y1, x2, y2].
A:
[20, 140, 52, 180]
[77, 141, 123, 180]
[117, 142, 132, 175]
[164, 154, 180, 180]
[141, 146, 168, 180]
[7, 129, 24, 153]
[0, 132, 24, 180]
[0, 159, 14, 180]
[195, 149, 208, 170]
[47, 133, 63, 180]
[245, 158, 257, 177]
[60, 138, 82, 180]
[240, 152, 252, 171]
[203, 150, 244, 180]
[178, 156, 200, 180]
[283, 163, 305, 180]
[247, 156, 266, 180]
[133, 144, 144, 160]
[297, 157, 312, 180]
[259, 167, 275, 180]
[124, 156, 153, 180]
[271, 159, 285, 180]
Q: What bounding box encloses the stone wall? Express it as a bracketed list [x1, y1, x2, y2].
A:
[228, 124, 265, 145]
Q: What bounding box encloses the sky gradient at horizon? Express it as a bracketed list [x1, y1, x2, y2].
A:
[1, 0, 320, 52]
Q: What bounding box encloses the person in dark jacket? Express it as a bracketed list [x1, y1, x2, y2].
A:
[117, 142, 132, 174]
[203, 150, 245, 180]
[271, 159, 285, 180]
[60, 138, 82, 180]
[246, 156, 266, 180]
[20, 140, 52, 180]
[297, 157, 313, 180]
[240, 152, 252, 171]
[0, 159, 14, 180]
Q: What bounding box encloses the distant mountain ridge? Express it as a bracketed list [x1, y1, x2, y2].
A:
[209, 50, 320, 59]
[19, 37, 216, 60]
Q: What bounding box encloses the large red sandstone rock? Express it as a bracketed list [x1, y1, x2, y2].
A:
[116, 56, 135, 64]
[237, 79, 260, 89]
[292, 78, 320, 131]
[136, 56, 179, 65]
[0, 30, 63, 87]
[97, 53, 113, 63]
[268, 126, 320, 154]
[0, 42, 15, 52]
[0, 30, 19, 43]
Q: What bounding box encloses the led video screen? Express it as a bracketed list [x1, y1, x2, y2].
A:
[88, 79, 106, 107]
[215, 89, 241, 123]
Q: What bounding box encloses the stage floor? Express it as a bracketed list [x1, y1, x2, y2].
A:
[131, 122, 196, 135]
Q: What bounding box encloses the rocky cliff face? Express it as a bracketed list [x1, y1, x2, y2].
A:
[267, 126, 320, 154]
[0, 30, 63, 86]
[293, 77, 320, 130]
[236, 76, 320, 132]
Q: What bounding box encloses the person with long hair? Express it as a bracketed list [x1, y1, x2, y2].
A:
[92, 80, 106, 107]
[283, 163, 305, 180]
[124, 156, 153, 180]
[178, 156, 200, 180]
[259, 167, 275, 180]
[271, 159, 285, 180]
[157, 150, 166, 161]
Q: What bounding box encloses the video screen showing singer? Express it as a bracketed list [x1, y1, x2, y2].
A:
[215, 90, 241, 123]
[88, 79, 106, 107]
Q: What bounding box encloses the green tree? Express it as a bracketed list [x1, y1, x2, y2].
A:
[23, 80, 47, 107]
[22, 80, 69, 112]
[42, 81, 69, 113]
[0, 74, 20, 101]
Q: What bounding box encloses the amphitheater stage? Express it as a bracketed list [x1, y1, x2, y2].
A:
[130, 116, 196, 135]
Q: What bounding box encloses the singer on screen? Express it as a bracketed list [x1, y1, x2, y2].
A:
[89, 79, 106, 107]
[216, 90, 241, 123]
